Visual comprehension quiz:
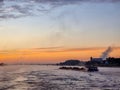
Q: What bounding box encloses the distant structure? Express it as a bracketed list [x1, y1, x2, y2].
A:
[90, 57, 103, 63]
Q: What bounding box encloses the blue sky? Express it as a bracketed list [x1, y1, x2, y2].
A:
[0, 0, 120, 50]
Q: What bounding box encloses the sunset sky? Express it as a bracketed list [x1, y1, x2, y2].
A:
[0, 0, 120, 64]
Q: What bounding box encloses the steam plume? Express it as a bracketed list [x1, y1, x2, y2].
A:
[100, 47, 112, 60]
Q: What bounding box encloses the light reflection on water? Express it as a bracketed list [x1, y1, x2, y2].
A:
[0, 65, 120, 90]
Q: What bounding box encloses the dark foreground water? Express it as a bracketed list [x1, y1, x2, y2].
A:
[0, 65, 120, 90]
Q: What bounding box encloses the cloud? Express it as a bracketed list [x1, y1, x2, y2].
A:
[0, 0, 120, 20]
[1, 46, 119, 53]
[24, 47, 112, 52]
[0, 0, 3, 2]
[25, 46, 120, 53]
[0, 1, 33, 20]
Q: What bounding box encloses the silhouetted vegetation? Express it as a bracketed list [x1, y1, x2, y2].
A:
[86, 57, 120, 67]
[59, 66, 86, 71]
[57, 57, 120, 67]
[105, 57, 120, 66]
[0, 63, 5, 66]
[58, 59, 84, 66]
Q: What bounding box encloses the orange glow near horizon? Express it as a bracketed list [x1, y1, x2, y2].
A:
[0, 47, 120, 64]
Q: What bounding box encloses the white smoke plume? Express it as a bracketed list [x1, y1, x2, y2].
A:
[100, 47, 112, 60]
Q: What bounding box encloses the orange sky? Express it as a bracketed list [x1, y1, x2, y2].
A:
[0, 47, 120, 64]
[0, 0, 120, 64]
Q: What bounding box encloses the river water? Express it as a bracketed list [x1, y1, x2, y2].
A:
[0, 65, 120, 90]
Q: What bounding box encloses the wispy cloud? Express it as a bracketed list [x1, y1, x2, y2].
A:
[0, 0, 120, 20]
[4, 46, 120, 53]
[0, 46, 120, 54]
